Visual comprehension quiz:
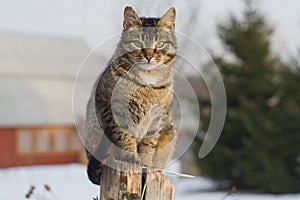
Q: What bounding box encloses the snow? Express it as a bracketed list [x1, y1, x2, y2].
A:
[0, 164, 97, 200]
[0, 164, 299, 200]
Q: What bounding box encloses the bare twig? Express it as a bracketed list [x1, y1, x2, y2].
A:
[220, 186, 238, 200]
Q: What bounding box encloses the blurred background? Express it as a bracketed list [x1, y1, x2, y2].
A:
[0, 0, 300, 199]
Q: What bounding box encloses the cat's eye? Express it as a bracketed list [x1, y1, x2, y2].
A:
[155, 41, 165, 48]
[132, 40, 143, 48]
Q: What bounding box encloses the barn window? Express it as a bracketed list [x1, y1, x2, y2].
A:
[70, 132, 82, 151]
[17, 127, 80, 155]
[17, 130, 34, 153]
[36, 129, 51, 153]
[53, 129, 68, 152]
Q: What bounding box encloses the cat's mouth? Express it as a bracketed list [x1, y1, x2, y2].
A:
[137, 59, 161, 71]
[137, 63, 160, 71]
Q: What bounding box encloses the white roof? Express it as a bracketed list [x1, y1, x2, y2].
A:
[0, 34, 97, 127]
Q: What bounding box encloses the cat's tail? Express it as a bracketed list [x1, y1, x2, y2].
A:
[86, 151, 102, 185]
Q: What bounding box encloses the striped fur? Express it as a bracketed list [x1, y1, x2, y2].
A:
[86, 6, 177, 185]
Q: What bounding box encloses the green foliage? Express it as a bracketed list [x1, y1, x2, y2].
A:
[194, 1, 300, 193]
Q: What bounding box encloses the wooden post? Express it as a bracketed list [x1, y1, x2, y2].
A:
[144, 170, 175, 200]
[99, 163, 175, 200]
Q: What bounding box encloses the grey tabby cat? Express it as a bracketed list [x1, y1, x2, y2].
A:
[85, 6, 177, 185]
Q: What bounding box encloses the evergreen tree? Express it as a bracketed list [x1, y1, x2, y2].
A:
[194, 1, 300, 193]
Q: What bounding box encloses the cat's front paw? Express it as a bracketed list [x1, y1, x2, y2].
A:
[139, 154, 154, 168]
[115, 151, 140, 164]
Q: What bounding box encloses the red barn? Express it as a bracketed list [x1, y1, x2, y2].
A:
[0, 34, 93, 168]
[0, 126, 82, 168]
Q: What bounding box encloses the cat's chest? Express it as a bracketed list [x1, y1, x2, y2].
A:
[128, 86, 172, 139]
[131, 85, 172, 106]
[139, 73, 161, 85]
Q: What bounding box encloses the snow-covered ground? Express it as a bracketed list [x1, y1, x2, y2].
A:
[0, 164, 299, 200]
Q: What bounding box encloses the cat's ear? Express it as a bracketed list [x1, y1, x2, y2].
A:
[123, 6, 142, 30]
[158, 7, 176, 30]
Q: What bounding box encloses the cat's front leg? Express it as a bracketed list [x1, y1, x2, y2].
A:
[106, 126, 139, 164]
[153, 124, 176, 169]
[137, 134, 160, 167]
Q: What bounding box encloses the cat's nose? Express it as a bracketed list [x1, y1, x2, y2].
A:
[144, 48, 154, 62]
[145, 55, 153, 61]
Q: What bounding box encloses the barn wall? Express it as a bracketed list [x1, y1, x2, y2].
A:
[0, 127, 84, 168]
[0, 128, 16, 168]
[14, 152, 79, 167]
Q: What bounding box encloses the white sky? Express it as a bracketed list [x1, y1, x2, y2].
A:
[0, 0, 299, 60]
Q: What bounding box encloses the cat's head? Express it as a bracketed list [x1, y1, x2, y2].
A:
[120, 6, 177, 70]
